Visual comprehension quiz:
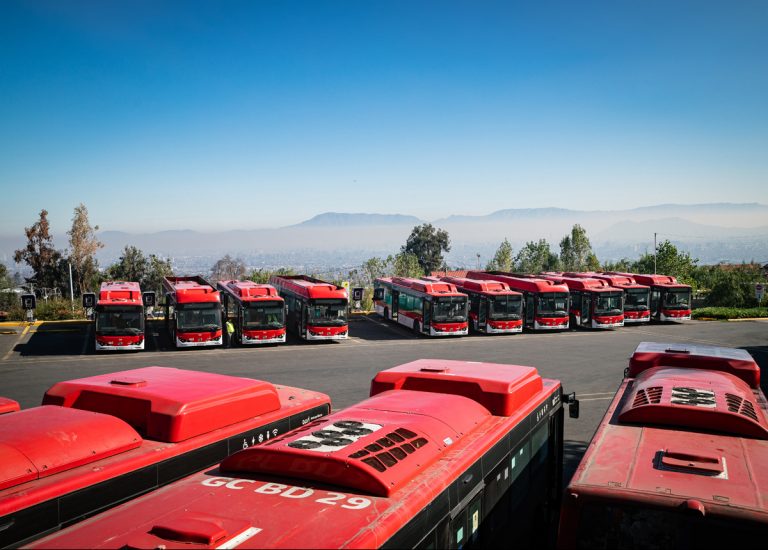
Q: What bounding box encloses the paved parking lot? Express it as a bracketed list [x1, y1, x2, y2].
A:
[1, 315, 766, 482]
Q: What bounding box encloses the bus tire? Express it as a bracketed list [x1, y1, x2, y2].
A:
[413, 321, 420, 337]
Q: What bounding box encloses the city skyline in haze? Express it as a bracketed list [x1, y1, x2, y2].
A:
[1, 1, 767, 236]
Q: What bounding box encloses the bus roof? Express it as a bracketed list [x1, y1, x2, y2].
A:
[610, 272, 691, 290]
[566, 363, 768, 520]
[537, 274, 619, 293]
[97, 281, 143, 307]
[467, 271, 570, 294]
[43, 366, 282, 443]
[439, 276, 522, 296]
[269, 275, 348, 300]
[563, 272, 649, 289]
[390, 277, 465, 297]
[162, 276, 220, 304]
[217, 280, 283, 303]
[628, 341, 760, 388]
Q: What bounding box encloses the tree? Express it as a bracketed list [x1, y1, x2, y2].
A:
[632, 240, 697, 283]
[602, 258, 633, 272]
[106, 246, 147, 283]
[144, 254, 174, 296]
[14, 209, 61, 291]
[388, 252, 422, 278]
[68, 203, 103, 295]
[486, 239, 514, 272]
[210, 254, 247, 282]
[514, 239, 560, 273]
[249, 267, 295, 284]
[559, 224, 596, 271]
[362, 257, 388, 286]
[401, 224, 450, 276]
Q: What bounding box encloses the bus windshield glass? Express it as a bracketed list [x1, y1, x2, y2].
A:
[244, 300, 285, 329]
[433, 296, 467, 323]
[624, 288, 650, 311]
[663, 289, 691, 310]
[537, 293, 568, 317]
[176, 302, 222, 332]
[594, 292, 623, 315]
[96, 306, 144, 335]
[308, 299, 347, 326]
[489, 295, 522, 320]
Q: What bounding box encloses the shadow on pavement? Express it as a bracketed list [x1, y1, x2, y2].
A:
[742, 345, 768, 396]
[563, 439, 589, 486]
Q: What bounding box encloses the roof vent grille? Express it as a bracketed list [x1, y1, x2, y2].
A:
[670, 387, 716, 408]
[632, 386, 662, 408]
[725, 392, 759, 421]
[348, 428, 427, 472]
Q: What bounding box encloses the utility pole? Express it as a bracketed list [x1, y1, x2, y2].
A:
[653, 233, 657, 274]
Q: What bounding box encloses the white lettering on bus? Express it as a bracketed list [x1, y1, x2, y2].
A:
[201, 478, 371, 510]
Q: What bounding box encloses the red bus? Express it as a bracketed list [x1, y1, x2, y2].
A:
[539, 273, 624, 329]
[163, 276, 223, 348]
[0, 367, 330, 548]
[30, 358, 578, 550]
[558, 342, 767, 549]
[562, 272, 651, 324]
[440, 276, 523, 334]
[217, 280, 286, 345]
[269, 275, 348, 341]
[92, 281, 146, 351]
[374, 277, 469, 336]
[607, 272, 692, 322]
[467, 271, 570, 330]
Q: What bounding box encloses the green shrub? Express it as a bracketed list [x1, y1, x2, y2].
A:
[692, 307, 768, 320]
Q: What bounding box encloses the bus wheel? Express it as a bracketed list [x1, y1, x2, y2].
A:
[413, 321, 420, 337]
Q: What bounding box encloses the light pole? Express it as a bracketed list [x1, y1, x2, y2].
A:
[653, 233, 657, 274]
[68, 262, 75, 316]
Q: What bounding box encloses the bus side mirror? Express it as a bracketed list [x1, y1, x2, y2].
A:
[567, 392, 580, 419]
[373, 288, 384, 301]
[82, 293, 96, 309]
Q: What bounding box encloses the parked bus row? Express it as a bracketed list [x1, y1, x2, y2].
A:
[5, 342, 764, 548]
[71, 270, 691, 352]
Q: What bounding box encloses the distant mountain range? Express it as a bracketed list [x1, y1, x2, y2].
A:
[1, 203, 767, 273]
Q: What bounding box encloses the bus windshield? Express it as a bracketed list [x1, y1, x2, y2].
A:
[663, 289, 691, 310]
[96, 306, 144, 335]
[536, 293, 568, 317]
[594, 292, 623, 315]
[433, 296, 467, 323]
[244, 300, 285, 329]
[624, 288, 650, 311]
[489, 295, 522, 320]
[308, 299, 347, 326]
[176, 302, 222, 332]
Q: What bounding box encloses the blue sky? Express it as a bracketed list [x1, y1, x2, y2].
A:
[1, 0, 766, 235]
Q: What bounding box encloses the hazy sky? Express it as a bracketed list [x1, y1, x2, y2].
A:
[1, 0, 767, 235]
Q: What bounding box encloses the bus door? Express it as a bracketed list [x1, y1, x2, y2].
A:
[581, 294, 591, 327]
[478, 296, 487, 329]
[525, 294, 534, 328]
[300, 301, 308, 337]
[391, 290, 399, 320]
[422, 299, 431, 332]
[650, 288, 661, 319]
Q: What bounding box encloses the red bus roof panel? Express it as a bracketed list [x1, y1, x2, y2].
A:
[370, 358, 543, 416]
[269, 275, 348, 300]
[0, 398, 20, 415]
[538, 274, 616, 292]
[217, 280, 283, 303]
[439, 276, 521, 296]
[221, 389, 491, 497]
[42, 367, 281, 443]
[467, 271, 570, 294]
[629, 341, 760, 388]
[619, 367, 768, 439]
[97, 281, 143, 306]
[390, 277, 465, 297]
[0, 406, 141, 490]
[163, 276, 220, 304]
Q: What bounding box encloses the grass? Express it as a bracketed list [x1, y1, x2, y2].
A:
[692, 307, 768, 320]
